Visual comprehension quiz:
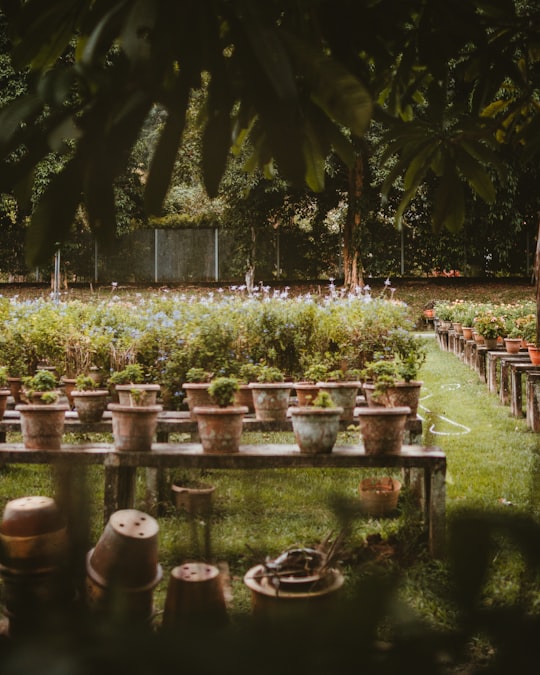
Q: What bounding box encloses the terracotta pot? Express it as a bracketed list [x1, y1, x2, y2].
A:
[182, 383, 213, 414]
[249, 383, 293, 421]
[244, 564, 344, 621]
[289, 406, 344, 454]
[316, 381, 361, 424]
[528, 346, 540, 365]
[363, 381, 422, 420]
[483, 337, 499, 350]
[234, 384, 255, 413]
[504, 338, 522, 354]
[162, 563, 228, 630]
[15, 403, 69, 450]
[71, 389, 109, 423]
[115, 383, 160, 406]
[0, 388, 10, 418]
[472, 331, 484, 344]
[452, 322, 463, 335]
[87, 509, 162, 590]
[358, 477, 401, 516]
[193, 405, 248, 453]
[172, 482, 215, 515]
[0, 496, 68, 571]
[356, 406, 411, 455]
[462, 326, 473, 340]
[108, 403, 163, 451]
[7, 377, 22, 404]
[294, 382, 320, 407]
[60, 377, 77, 408]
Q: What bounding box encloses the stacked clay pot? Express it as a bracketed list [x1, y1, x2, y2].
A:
[0, 496, 71, 637]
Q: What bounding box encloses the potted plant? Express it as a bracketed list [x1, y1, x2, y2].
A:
[16, 372, 68, 450]
[316, 366, 362, 424]
[0, 366, 11, 418]
[193, 376, 248, 453]
[473, 312, 506, 350]
[182, 367, 214, 413]
[248, 365, 293, 421]
[233, 363, 259, 413]
[289, 391, 344, 454]
[294, 363, 328, 407]
[109, 363, 160, 405]
[108, 368, 163, 451]
[70, 375, 110, 423]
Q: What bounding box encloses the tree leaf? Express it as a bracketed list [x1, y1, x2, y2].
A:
[432, 166, 465, 233]
[25, 157, 83, 267]
[144, 105, 187, 215]
[453, 146, 496, 203]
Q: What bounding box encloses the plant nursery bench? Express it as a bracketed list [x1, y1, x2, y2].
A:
[0, 442, 446, 559]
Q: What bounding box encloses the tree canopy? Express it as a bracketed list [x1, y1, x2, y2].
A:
[0, 0, 538, 267]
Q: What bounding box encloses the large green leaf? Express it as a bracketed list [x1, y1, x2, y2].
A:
[453, 146, 496, 203]
[432, 165, 465, 233]
[283, 31, 373, 138]
[25, 158, 83, 266]
[144, 104, 187, 215]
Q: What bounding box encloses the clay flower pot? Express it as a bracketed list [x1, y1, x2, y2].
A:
[162, 563, 228, 630]
[0, 495, 68, 571]
[249, 383, 293, 421]
[356, 406, 411, 455]
[294, 382, 320, 407]
[108, 403, 163, 451]
[115, 383, 161, 406]
[289, 406, 344, 454]
[182, 383, 213, 415]
[86, 509, 162, 622]
[316, 381, 361, 423]
[244, 564, 344, 620]
[71, 389, 109, 423]
[504, 338, 522, 354]
[193, 405, 248, 453]
[15, 403, 69, 450]
[0, 388, 10, 418]
[358, 477, 402, 516]
[172, 481, 215, 515]
[233, 384, 255, 414]
[363, 381, 423, 420]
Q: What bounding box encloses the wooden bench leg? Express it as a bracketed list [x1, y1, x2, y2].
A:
[104, 465, 137, 524]
[425, 459, 446, 559]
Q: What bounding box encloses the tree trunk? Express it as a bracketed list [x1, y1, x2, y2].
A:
[343, 152, 364, 290]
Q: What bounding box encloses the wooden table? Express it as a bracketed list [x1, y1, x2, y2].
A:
[0, 442, 446, 558]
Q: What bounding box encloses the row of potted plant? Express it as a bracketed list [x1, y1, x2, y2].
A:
[0, 293, 415, 410]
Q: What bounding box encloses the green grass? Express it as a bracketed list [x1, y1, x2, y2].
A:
[3, 336, 540, 670]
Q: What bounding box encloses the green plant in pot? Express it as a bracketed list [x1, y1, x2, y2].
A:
[182, 368, 215, 413]
[110, 363, 161, 406]
[290, 390, 344, 454]
[295, 362, 329, 407]
[249, 365, 292, 421]
[71, 375, 110, 423]
[22, 370, 60, 404]
[315, 364, 362, 425]
[16, 371, 68, 450]
[194, 377, 247, 454]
